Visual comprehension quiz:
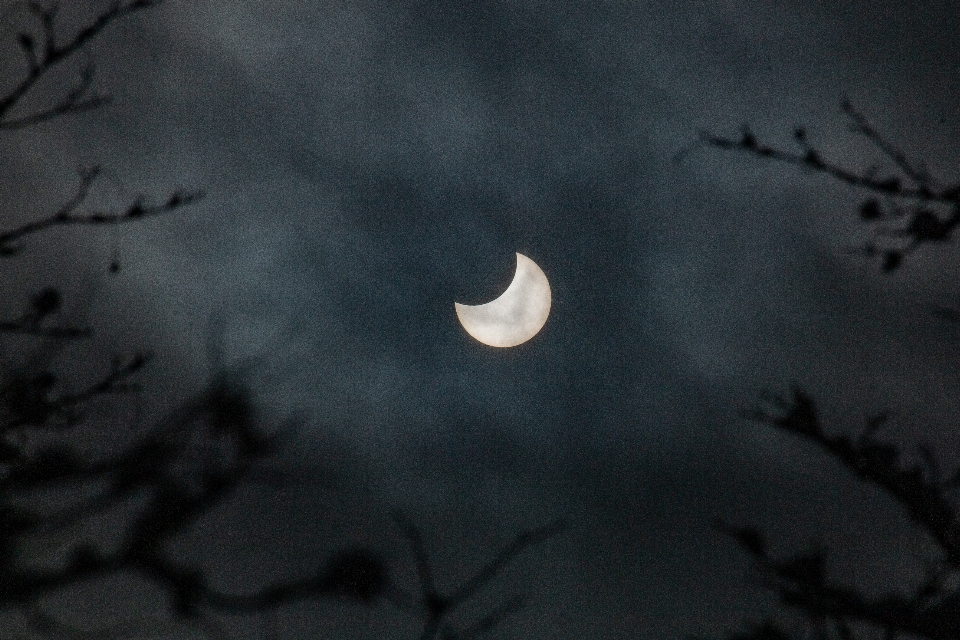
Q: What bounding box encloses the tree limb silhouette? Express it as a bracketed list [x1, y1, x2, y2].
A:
[390, 510, 567, 640]
[0, 165, 203, 257]
[704, 386, 960, 640]
[0, 1, 162, 130]
[679, 98, 960, 272]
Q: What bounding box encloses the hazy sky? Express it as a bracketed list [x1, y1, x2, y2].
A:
[4, 1, 960, 638]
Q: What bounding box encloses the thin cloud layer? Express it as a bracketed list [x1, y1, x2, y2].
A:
[4, 0, 960, 637]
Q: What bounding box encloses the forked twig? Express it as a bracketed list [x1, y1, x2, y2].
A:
[0, 166, 203, 256]
[390, 509, 566, 640]
[0, 1, 160, 128]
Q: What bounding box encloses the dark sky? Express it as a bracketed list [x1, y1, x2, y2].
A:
[4, 0, 960, 638]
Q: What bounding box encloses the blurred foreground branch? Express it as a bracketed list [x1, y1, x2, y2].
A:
[390, 510, 567, 640]
[699, 386, 960, 640]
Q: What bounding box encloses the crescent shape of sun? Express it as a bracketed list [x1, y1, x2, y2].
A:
[455, 253, 551, 348]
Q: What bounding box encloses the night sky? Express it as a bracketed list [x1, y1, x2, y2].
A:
[4, 1, 960, 638]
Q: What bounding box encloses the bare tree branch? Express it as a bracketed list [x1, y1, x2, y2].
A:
[447, 518, 567, 606]
[392, 509, 442, 602]
[390, 510, 566, 640]
[0, 60, 110, 130]
[0, 165, 203, 256]
[708, 386, 960, 640]
[681, 99, 960, 272]
[0, 1, 160, 128]
[0, 352, 149, 430]
[683, 112, 957, 206]
[0, 320, 90, 338]
[747, 387, 960, 567]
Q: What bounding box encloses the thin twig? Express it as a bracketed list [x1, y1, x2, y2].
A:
[0, 166, 203, 256]
[390, 510, 566, 640]
[841, 97, 932, 191]
[448, 519, 567, 605]
[0, 0, 160, 127]
[392, 509, 441, 600]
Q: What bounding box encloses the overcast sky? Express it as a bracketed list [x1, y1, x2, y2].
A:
[4, 0, 960, 638]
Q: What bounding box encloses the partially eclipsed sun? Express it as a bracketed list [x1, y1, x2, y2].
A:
[455, 253, 551, 348]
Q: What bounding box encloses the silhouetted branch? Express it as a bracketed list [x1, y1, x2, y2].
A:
[0, 165, 203, 256]
[0, 60, 110, 130]
[0, 1, 160, 128]
[0, 352, 149, 430]
[709, 386, 960, 640]
[839, 98, 934, 192]
[390, 510, 566, 640]
[682, 98, 960, 271]
[0, 320, 90, 338]
[746, 387, 960, 569]
[205, 547, 388, 614]
[2, 373, 397, 631]
[448, 518, 567, 606]
[392, 509, 441, 602]
[686, 108, 956, 205]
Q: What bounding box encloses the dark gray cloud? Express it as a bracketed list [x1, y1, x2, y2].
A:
[5, 0, 960, 637]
